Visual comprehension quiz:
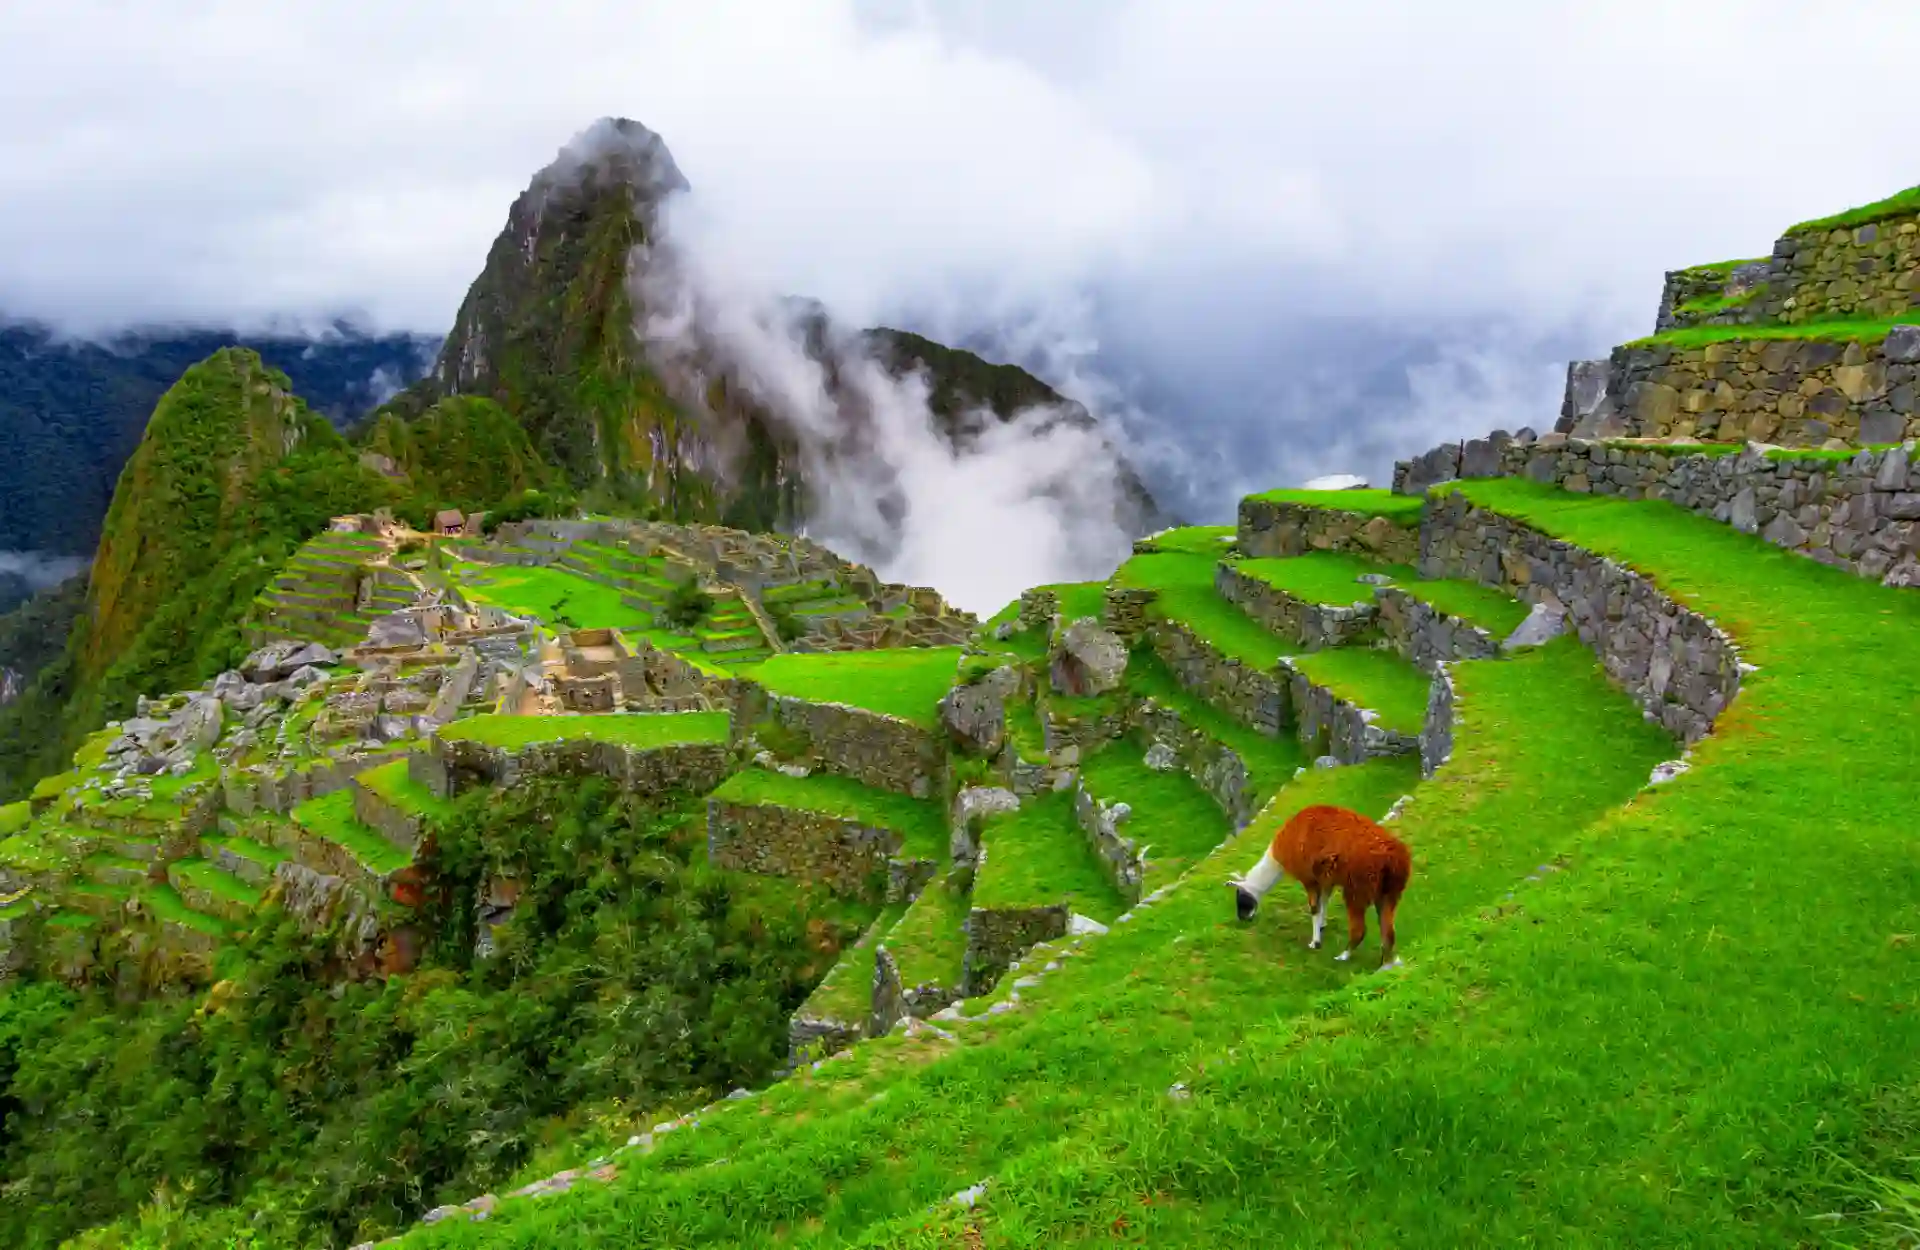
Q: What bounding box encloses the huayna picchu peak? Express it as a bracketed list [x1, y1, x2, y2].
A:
[0, 113, 1917, 1250]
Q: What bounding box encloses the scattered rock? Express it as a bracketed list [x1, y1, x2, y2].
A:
[1311, 754, 1341, 770]
[1649, 758, 1690, 786]
[1048, 618, 1128, 697]
[1142, 740, 1177, 771]
[1167, 1081, 1191, 1100]
[1067, 913, 1109, 937]
[1501, 601, 1567, 651]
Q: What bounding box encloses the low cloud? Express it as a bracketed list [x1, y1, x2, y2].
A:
[0, 550, 88, 592]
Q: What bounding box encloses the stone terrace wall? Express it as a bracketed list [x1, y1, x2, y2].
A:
[1130, 702, 1259, 829]
[1238, 497, 1419, 565]
[1284, 662, 1423, 766]
[962, 899, 1067, 998]
[418, 736, 732, 800]
[706, 800, 931, 900]
[1558, 328, 1920, 447]
[1213, 563, 1376, 651]
[870, 946, 958, 1037]
[1374, 586, 1502, 673]
[1072, 779, 1146, 904]
[1147, 620, 1287, 737]
[1421, 435, 1920, 589]
[1657, 213, 1920, 331]
[740, 692, 946, 800]
[1421, 492, 1743, 743]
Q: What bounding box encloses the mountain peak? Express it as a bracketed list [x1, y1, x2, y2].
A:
[536, 116, 689, 204]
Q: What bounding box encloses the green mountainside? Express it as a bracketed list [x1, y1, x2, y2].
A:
[362, 396, 561, 521]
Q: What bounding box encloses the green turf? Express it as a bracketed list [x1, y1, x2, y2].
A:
[1232, 551, 1413, 605]
[1077, 740, 1232, 892]
[1116, 552, 1289, 670]
[171, 858, 265, 908]
[289, 789, 413, 878]
[1137, 525, 1237, 555]
[1040, 581, 1108, 625]
[1788, 183, 1920, 234]
[356, 758, 455, 822]
[882, 870, 971, 993]
[802, 903, 909, 1026]
[1004, 697, 1047, 761]
[1289, 645, 1434, 734]
[438, 711, 729, 751]
[746, 648, 962, 729]
[198, 833, 289, 869]
[140, 882, 230, 938]
[1123, 649, 1306, 808]
[1246, 488, 1425, 525]
[1625, 313, 1920, 350]
[971, 790, 1125, 923]
[0, 802, 28, 837]
[455, 563, 651, 630]
[709, 769, 947, 862]
[1394, 575, 1531, 636]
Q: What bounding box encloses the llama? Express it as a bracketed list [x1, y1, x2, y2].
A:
[1229, 804, 1411, 969]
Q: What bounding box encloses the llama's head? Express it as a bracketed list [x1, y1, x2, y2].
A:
[1230, 879, 1259, 922]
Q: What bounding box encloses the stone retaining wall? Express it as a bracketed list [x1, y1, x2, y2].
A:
[787, 1012, 862, 1066]
[165, 866, 254, 925]
[226, 750, 408, 816]
[1374, 586, 1502, 673]
[1422, 663, 1456, 778]
[1556, 330, 1920, 447]
[1660, 215, 1920, 331]
[1420, 492, 1743, 742]
[706, 799, 936, 902]
[417, 736, 732, 802]
[1284, 661, 1424, 766]
[1404, 433, 1920, 589]
[1102, 587, 1157, 640]
[1238, 497, 1419, 565]
[962, 896, 1067, 997]
[1214, 562, 1377, 651]
[1129, 702, 1259, 829]
[1071, 779, 1145, 904]
[1017, 589, 1059, 631]
[869, 945, 958, 1038]
[1147, 620, 1287, 737]
[350, 783, 425, 855]
[737, 690, 946, 799]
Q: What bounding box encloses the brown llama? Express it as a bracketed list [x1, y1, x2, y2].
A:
[1229, 804, 1411, 969]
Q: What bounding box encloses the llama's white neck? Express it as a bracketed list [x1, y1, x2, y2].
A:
[1240, 849, 1285, 898]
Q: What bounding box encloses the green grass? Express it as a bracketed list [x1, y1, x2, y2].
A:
[1123, 649, 1306, 808]
[1394, 575, 1530, 636]
[140, 882, 230, 938]
[802, 903, 909, 1025]
[0, 802, 28, 836]
[1625, 313, 1920, 350]
[1231, 551, 1414, 605]
[357, 758, 455, 822]
[746, 648, 962, 729]
[198, 832, 289, 869]
[1789, 183, 1920, 234]
[1670, 256, 1768, 280]
[1004, 697, 1047, 761]
[1289, 645, 1434, 734]
[1039, 581, 1107, 625]
[1674, 286, 1763, 317]
[1137, 525, 1237, 555]
[1247, 488, 1425, 525]
[971, 790, 1126, 923]
[289, 789, 413, 878]
[881, 870, 971, 993]
[171, 858, 265, 908]
[1077, 740, 1232, 892]
[1116, 552, 1289, 670]
[438, 711, 729, 751]
[455, 563, 651, 630]
[709, 769, 947, 863]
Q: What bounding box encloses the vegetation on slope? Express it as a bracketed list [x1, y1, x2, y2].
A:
[748, 648, 963, 729]
[364, 396, 559, 523]
[0, 780, 873, 1249]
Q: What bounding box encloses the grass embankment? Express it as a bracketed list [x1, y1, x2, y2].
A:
[882, 870, 971, 994]
[1076, 741, 1231, 892]
[1117, 552, 1289, 669]
[709, 769, 947, 863]
[747, 648, 962, 730]
[1289, 646, 1435, 734]
[438, 711, 729, 751]
[357, 757, 455, 822]
[456, 564, 651, 630]
[1232, 551, 1414, 605]
[1626, 313, 1920, 350]
[391, 561, 1672, 1248]
[289, 789, 413, 878]
[801, 903, 909, 1026]
[1247, 487, 1425, 524]
[1136, 525, 1236, 555]
[970, 789, 1126, 924]
[1789, 184, 1920, 234]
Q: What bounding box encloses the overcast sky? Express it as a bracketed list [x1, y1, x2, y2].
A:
[5, 0, 1919, 517]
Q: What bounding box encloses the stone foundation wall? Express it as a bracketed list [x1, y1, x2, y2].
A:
[1658, 213, 1920, 332]
[787, 1013, 862, 1066]
[1214, 562, 1377, 651]
[1410, 434, 1920, 589]
[1102, 587, 1157, 640]
[1420, 492, 1743, 742]
[227, 750, 408, 816]
[962, 900, 1067, 997]
[1284, 661, 1424, 765]
[1130, 702, 1259, 829]
[1422, 663, 1456, 778]
[420, 736, 733, 802]
[270, 861, 380, 956]
[870, 945, 959, 1038]
[742, 692, 946, 800]
[1238, 497, 1420, 565]
[1071, 779, 1146, 904]
[1147, 620, 1287, 737]
[1374, 586, 1502, 672]
[351, 783, 424, 855]
[1018, 589, 1059, 631]
[706, 799, 916, 899]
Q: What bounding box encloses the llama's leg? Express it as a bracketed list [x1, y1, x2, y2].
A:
[1334, 892, 1368, 963]
[1378, 895, 1401, 969]
[1234, 849, 1285, 922]
[1307, 886, 1328, 950]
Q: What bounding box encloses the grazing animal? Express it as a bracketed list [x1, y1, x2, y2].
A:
[1229, 804, 1411, 968]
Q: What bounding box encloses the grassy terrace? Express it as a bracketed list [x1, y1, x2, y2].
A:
[709, 769, 947, 862]
[1124, 650, 1305, 806]
[801, 903, 908, 1026]
[882, 870, 970, 993]
[455, 564, 651, 630]
[1077, 740, 1231, 892]
[746, 648, 962, 729]
[1137, 524, 1236, 555]
[971, 789, 1125, 923]
[1395, 574, 1530, 636]
[1233, 551, 1413, 605]
[1625, 312, 1920, 350]
[171, 858, 264, 908]
[357, 758, 455, 821]
[141, 882, 229, 938]
[198, 832, 288, 871]
[438, 711, 729, 751]
[1247, 487, 1425, 525]
[1789, 183, 1920, 233]
[1117, 551, 1289, 670]
[289, 790, 413, 878]
[1289, 645, 1435, 734]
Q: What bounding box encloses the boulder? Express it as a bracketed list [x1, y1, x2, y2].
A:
[1142, 741, 1177, 771]
[939, 665, 1021, 755]
[1048, 619, 1128, 698]
[167, 695, 224, 752]
[241, 641, 304, 682]
[212, 670, 264, 713]
[951, 786, 1020, 865]
[366, 611, 430, 649]
[283, 642, 337, 671]
[1502, 601, 1567, 651]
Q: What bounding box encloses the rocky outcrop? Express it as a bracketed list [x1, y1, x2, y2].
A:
[1048, 619, 1128, 698]
[939, 665, 1022, 756]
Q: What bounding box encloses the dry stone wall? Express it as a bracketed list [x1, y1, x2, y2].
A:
[706, 799, 932, 901]
[1420, 492, 1743, 742]
[739, 691, 946, 800]
[1374, 586, 1502, 673]
[869, 945, 958, 1038]
[1284, 661, 1423, 766]
[1147, 620, 1287, 737]
[962, 893, 1067, 997]
[1238, 497, 1420, 565]
[417, 735, 732, 801]
[1071, 779, 1146, 904]
[1213, 563, 1376, 651]
[1659, 213, 1920, 332]
[1129, 701, 1259, 829]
